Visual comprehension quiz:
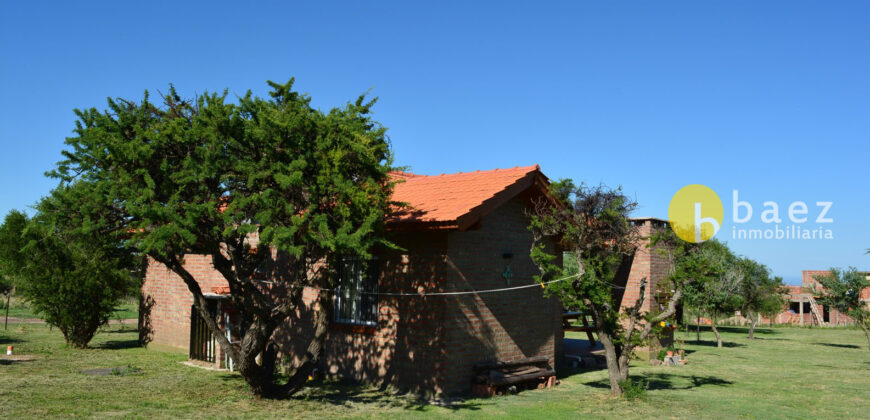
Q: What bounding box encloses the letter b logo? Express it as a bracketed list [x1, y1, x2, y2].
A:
[668, 184, 723, 243]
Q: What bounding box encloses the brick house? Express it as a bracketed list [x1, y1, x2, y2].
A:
[140, 165, 672, 395]
[142, 165, 564, 395]
[762, 270, 870, 326]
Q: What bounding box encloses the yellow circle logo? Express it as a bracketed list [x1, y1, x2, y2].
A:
[668, 184, 723, 243]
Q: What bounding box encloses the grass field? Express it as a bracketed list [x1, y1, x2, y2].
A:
[1, 324, 869, 419]
[0, 296, 138, 320]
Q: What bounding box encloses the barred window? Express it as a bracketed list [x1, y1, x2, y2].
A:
[334, 258, 379, 326]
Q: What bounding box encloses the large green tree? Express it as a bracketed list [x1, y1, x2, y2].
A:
[530, 181, 710, 396]
[681, 239, 741, 348]
[49, 79, 395, 398]
[737, 258, 785, 340]
[813, 268, 870, 350]
[0, 210, 29, 329]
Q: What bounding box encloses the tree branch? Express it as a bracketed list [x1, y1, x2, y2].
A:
[157, 252, 240, 363]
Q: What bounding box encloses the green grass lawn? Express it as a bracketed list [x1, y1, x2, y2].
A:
[1, 296, 138, 320]
[1, 324, 869, 419]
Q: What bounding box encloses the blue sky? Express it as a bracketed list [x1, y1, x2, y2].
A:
[1, 1, 867, 283]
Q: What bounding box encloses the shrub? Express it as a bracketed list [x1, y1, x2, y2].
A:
[17, 220, 132, 348]
[11, 185, 140, 349]
[618, 378, 649, 400]
[656, 348, 668, 361]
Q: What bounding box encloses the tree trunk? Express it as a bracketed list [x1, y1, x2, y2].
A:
[585, 300, 626, 397]
[696, 317, 701, 342]
[273, 296, 332, 398]
[711, 318, 722, 348]
[4, 293, 9, 330]
[597, 331, 624, 396]
[748, 310, 758, 340]
[235, 321, 278, 398]
[585, 280, 682, 398]
[220, 291, 332, 399]
[159, 254, 324, 399]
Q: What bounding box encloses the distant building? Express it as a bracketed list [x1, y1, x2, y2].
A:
[762, 270, 870, 326]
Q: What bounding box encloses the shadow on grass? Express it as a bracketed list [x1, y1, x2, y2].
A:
[100, 324, 139, 334]
[96, 339, 141, 350]
[103, 326, 138, 334]
[752, 337, 791, 341]
[812, 342, 860, 349]
[687, 340, 745, 348]
[0, 336, 23, 345]
[687, 325, 778, 335]
[584, 372, 734, 391]
[0, 358, 37, 365]
[215, 376, 486, 411]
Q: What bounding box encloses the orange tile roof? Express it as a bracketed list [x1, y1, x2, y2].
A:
[389, 165, 547, 230]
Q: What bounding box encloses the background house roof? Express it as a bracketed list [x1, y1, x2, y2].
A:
[389, 164, 547, 230]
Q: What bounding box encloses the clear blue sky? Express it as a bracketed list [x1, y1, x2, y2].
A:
[1, 1, 867, 284]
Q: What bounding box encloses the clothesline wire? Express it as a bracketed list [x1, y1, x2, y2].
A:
[251, 272, 627, 297]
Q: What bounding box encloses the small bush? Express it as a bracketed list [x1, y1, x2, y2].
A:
[619, 378, 649, 400]
[656, 348, 668, 361]
[7, 189, 140, 349]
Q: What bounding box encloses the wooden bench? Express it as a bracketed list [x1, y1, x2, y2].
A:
[472, 356, 557, 397]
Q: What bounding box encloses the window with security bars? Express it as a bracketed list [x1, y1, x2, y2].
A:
[334, 258, 379, 326]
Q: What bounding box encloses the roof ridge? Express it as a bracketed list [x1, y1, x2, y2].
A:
[388, 164, 548, 230]
[404, 164, 540, 179]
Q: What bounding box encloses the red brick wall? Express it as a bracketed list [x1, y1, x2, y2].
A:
[618, 219, 671, 314]
[294, 232, 452, 394]
[619, 221, 652, 312]
[141, 255, 229, 351]
[440, 193, 561, 394]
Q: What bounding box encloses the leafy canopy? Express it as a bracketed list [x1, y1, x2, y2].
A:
[51, 78, 394, 286]
[48, 78, 396, 396]
[11, 183, 139, 348]
[737, 257, 785, 318]
[681, 239, 741, 319]
[0, 210, 29, 295]
[813, 268, 870, 319]
[813, 267, 870, 349]
[531, 180, 639, 314]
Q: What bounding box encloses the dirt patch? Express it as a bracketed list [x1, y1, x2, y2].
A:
[0, 354, 39, 364]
